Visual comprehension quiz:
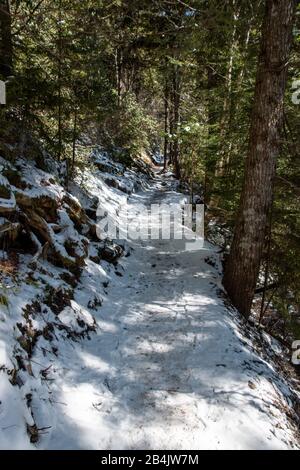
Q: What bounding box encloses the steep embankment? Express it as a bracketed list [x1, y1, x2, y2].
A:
[0, 150, 150, 448]
[0, 151, 299, 449]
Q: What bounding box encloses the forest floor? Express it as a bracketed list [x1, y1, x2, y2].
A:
[44, 172, 299, 450]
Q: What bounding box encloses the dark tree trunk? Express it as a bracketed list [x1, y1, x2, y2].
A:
[0, 0, 13, 79]
[223, 0, 296, 319]
[71, 106, 78, 177]
[163, 80, 169, 171]
[168, 95, 174, 165]
[172, 64, 181, 179]
[57, 0, 63, 161]
[116, 47, 122, 107]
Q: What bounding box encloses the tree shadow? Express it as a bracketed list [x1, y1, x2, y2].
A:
[43, 235, 297, 450]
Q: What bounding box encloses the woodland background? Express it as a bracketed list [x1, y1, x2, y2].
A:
[0, 0, 300, 343]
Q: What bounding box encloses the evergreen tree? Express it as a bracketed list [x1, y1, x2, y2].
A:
[223, 0, 297, 318]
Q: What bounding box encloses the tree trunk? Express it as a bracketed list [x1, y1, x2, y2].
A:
[216, 1, 239, 173]
[116, 47, 122, 107]
[57, 0, 63, 161]
[0, 0, 13, 78]
[163, 80, 169, 171]
[172, 64, 181, 179]
[71, 106, 78, 177]
[223, 0, 296, 319]
[209, 1, 240, 207]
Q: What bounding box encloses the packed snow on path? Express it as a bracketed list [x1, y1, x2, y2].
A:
[42, 175, 298, 451]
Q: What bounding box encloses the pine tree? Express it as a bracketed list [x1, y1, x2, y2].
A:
[223, 0, 297, 319]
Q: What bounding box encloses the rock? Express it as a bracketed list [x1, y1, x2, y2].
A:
[15, 191, 58, 223]
[104, 176, 132, 194]
[104, 176, 119, 190]
[85, 207, 97, 221]
[99, 241, 124, 264]
[87, 222, 100, 241]
[94, 161, 118, 175]
[248, 380, 257, 390]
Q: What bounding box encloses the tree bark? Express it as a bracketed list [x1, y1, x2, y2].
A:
[172, 64, 181, 179]
[163, 79, 169, 171]
[209, 0, 241, 208]
[116, 47, 122, 107]
[223, 0, 296, 319]
[0, 0, 13, 78]
[71, 106, 78, 177]
[57, 0, 63, 161]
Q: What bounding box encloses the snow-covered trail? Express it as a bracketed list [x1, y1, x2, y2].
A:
[46, 176, 298, 450]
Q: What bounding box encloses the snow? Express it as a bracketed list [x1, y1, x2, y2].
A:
[0, 156, 299, 450]
[0, 373, 32, 449]
[44, 178, 300, 450]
